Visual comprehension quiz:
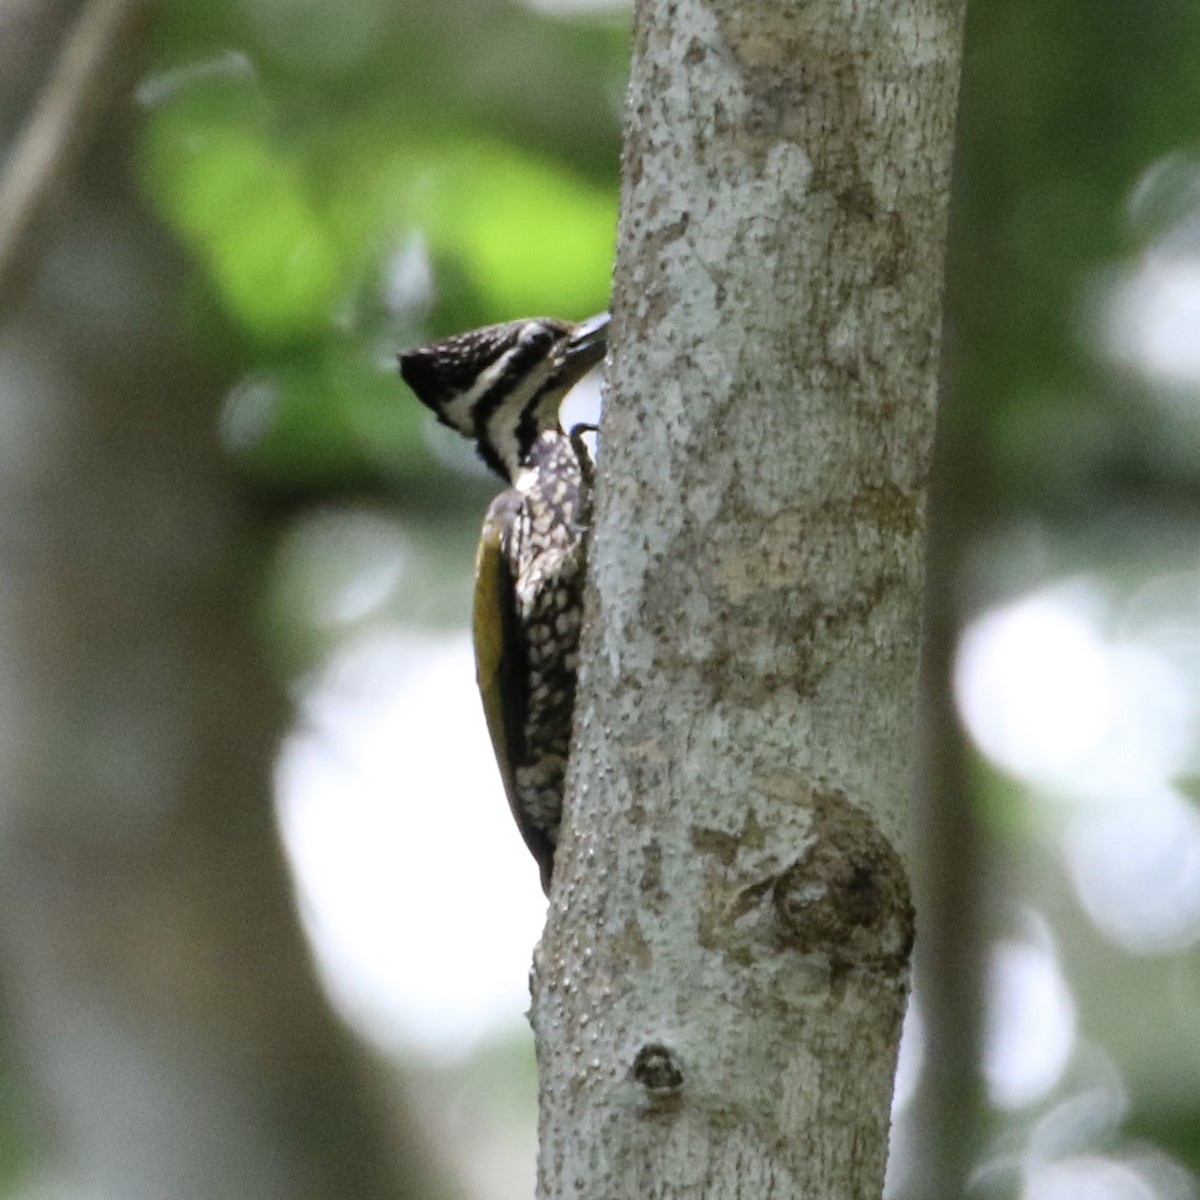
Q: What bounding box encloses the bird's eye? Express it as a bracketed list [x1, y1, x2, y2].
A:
[518, 322, 557, 352]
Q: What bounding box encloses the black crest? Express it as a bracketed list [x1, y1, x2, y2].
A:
[399, 319, 567, 416]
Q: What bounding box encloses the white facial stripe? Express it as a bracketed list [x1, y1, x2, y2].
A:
[441, 343, 525, 432]
[483, 357, 560, 475]
[430, 320, 575, 477]
[440, 320, 557, 432]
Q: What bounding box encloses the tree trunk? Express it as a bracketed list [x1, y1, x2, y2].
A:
[531, 0, 965, 1195]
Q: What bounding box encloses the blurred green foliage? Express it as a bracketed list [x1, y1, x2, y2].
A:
[136, 0, 626, 493]
[948, 0, 1200, 514]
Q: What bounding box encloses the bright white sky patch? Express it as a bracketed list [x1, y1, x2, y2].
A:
[1064, 787, 1200, 955]
[1022, 1157, 1153, 1200]
[560, 370, 603, 431]
[956, 586, 1114, 784]
[891, 993, 924, 1116]
[955, 579, 1200, 955]
[1103, 255, 1200, 385]
[1022, 1155, 1189, 1200]
[983, 930, 1076, 1109]
[955, 583, 1193, 798]
[277, 631, 547, 1055]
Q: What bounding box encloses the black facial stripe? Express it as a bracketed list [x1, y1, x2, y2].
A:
[400, 320, 551, 412]
[514, 376, 563, 464]
[476, 438, 508, 479]
[471, 330, 558, 442]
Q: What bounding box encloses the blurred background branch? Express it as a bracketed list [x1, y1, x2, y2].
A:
[0, 0, 150, 324]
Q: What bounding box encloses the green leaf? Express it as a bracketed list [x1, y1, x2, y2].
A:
[140, 79, 345, 344]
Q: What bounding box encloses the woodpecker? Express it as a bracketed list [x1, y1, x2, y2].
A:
[399, 313, 609, 893]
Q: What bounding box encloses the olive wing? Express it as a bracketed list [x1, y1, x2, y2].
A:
[472, 489, 556, 887]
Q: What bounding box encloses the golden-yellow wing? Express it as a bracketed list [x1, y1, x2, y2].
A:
[472, 489, 555, 889]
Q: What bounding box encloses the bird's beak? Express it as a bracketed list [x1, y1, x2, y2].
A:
[562, 311, 611, 374]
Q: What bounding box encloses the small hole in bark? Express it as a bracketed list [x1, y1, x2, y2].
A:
[632, 1043, 683, 1095]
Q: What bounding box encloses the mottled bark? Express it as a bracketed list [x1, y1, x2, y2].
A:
[532, 0, 964, 1196]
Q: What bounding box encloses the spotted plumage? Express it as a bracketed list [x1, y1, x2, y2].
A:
[399, 314, 608, 891]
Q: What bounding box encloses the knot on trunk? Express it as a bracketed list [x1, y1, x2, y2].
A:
[772, 787, 913, 972]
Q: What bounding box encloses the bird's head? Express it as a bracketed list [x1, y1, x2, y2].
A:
[399, 313, 609, 482]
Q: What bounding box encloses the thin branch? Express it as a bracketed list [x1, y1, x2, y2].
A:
[0, 0, 149, 324]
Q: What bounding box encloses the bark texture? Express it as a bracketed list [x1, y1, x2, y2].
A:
[531, 0, 964, 1196]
